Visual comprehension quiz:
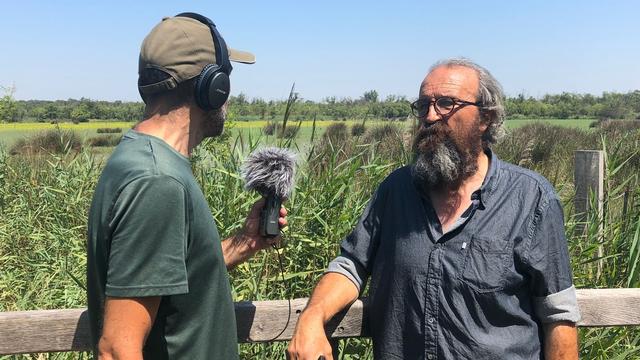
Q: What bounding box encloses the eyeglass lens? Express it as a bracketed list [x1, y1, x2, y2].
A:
[413, 97, 456, 117]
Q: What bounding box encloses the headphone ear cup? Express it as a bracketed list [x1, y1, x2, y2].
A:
[195, 64, 215, 110]
[195, 64, 229, 111]
[205, 72, 230, 110]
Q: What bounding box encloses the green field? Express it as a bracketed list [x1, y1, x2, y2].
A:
[0, 118, 595, 149]
[505, 118, 594, 129]
[0, 121, 133, 149]
[0, 120, 368, 148]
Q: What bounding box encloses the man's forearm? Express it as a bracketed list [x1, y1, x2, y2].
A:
[300, 272, 360, 324]
[287, 272, 360, 359]
[543, 321, 579, 360]
[222, 235, 257, 270]
[99, 297, 159, 360]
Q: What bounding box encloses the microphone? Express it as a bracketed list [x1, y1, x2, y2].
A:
[241, 147, 297, 237]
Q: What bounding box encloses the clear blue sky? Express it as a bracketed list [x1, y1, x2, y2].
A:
[1, 0, 639, 102]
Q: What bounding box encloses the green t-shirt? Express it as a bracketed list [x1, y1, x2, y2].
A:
[87, 130, 238, 359]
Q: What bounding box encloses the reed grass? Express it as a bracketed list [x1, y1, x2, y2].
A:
[0, 120, 638, 359]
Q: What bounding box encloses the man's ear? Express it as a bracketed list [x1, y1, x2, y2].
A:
[479, 108, 487, 120]
[479, 109, 493, 131]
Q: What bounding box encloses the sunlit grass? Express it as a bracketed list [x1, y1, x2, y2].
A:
[0, 121, 133, 132]
[0, 118, 594, 149]
[0, 119, 637, 359]
[505, 118, 594, 130]
[228, 119, 388, 128]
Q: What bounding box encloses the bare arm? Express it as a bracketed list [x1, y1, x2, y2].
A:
[98, 296, 161, 360]
[222, 198, 288, 270]
[287, 272, 360, 360]
[543, 321, 579, 360]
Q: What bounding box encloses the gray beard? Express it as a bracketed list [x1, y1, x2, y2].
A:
[412, 137, 478, 191]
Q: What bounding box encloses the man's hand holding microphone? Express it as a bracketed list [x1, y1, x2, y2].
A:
[222, 147, 296, 269]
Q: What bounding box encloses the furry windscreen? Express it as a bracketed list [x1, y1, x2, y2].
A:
[241, 147, 297, 198]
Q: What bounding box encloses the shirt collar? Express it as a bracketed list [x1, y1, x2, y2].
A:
[476, 148, 500, 208]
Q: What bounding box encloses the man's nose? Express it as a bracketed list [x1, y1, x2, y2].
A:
[424, 102, 441, 124]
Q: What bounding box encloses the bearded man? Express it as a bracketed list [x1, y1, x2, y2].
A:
[288, 59, 580, 360]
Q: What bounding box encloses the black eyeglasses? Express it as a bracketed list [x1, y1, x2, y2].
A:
[410, 96, 482, 118]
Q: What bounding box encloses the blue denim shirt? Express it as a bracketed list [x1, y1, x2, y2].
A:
[327, 150, 580, 360]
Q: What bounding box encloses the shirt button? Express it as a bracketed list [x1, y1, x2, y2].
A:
[427, 354, 434, 359]
[428, 317, 434, 324]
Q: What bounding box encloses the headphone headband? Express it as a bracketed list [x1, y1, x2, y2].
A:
[175, 12, 233, 75]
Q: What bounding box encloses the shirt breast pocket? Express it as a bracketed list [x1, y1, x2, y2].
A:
[459, 235, 512, 293]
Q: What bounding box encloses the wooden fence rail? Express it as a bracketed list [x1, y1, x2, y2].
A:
[1, 289, 640, 355]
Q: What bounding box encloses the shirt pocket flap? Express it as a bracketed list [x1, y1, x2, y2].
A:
[459, 235, 512, 292]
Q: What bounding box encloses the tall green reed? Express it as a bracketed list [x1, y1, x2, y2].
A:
[1, 122, 638, 359]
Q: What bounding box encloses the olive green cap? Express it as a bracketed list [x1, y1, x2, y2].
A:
[138, 16, 255, 95]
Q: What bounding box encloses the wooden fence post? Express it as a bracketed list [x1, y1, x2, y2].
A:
[574, 150, 605, 277]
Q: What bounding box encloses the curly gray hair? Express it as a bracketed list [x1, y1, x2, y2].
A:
[429, 58, 506, 146]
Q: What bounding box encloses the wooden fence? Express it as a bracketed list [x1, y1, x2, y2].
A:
[1, 289, 640, 355]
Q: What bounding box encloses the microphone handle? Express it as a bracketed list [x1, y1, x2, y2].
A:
[260, 194, 282, 237]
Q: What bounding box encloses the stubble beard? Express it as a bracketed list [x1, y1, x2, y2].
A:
[204, 106, 227, 138]
[411, 119, 483, 191]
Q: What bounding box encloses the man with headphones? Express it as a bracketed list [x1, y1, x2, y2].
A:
[86, 13, 286, 359]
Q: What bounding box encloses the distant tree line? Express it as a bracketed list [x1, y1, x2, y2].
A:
[1, 88, 639, 123]
[505, 91, 640, 120]
[225, 90, 410, 122]
[0, 97, 144, 123]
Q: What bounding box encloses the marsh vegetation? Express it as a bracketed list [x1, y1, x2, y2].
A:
[0, 117, 638, 359]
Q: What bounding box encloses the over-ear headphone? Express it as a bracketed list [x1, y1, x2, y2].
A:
[175, 12, 233, 111]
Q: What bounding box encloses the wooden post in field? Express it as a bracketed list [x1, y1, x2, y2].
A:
[574, 150, 605, 278]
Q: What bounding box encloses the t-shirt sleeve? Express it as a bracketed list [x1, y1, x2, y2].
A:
[525, 195, 581, 323]
[105, 175, 189, 297]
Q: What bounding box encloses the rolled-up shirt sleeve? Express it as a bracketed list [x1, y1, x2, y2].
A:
[326, 254, 368, 292]
[526, 195, 581, 323]
[533, 285, 580, 323]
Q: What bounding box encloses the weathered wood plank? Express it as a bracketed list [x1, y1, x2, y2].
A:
[576, 288, 640, 326]
[235, 298, 365, 342]
[1, 288, 639, 355]
[0, 308, 90, 355]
